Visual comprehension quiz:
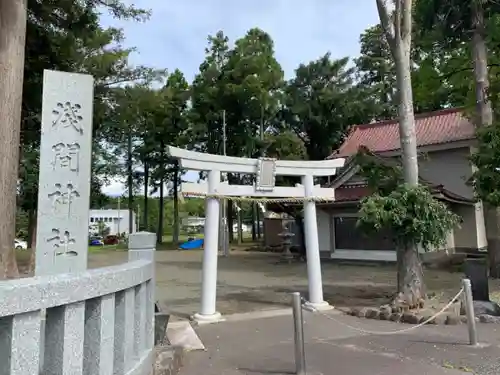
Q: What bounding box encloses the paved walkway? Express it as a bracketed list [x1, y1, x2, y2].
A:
[180, 311, 500, 375]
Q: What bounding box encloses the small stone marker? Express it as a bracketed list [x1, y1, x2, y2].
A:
[35, 70, 94, 276]
[464, 258, 490, 301]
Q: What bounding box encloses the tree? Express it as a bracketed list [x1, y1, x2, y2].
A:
[357, 150, 460, 309]
[189, 31, 230, 156]
[376, 0, 418, 185]
[11, 0, 157, 275]
[357, 0, 462, 307]
[221, 28, 285, 240]
[414, 0, 500, 276]
[190, 29, 286, 242]
[223, 28, 285, 158]
[355, 23, 452, 118]
[282, 54, 371, 161]
[355, 25, 397, 120]
[160, 70, 190, 246]
[366, 0, 423, 304]
[0, 0, 28, 278]
[134, 70, 190, 244]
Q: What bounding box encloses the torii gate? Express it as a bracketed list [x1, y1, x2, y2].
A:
[167, 146, 345, 322]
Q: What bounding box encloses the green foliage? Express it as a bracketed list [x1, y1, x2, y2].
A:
[282, 54, 371, 160]
[20, 2, 497, 250]
[189, 31, 230, 155]
[471, 123, 500, 205]
[354, 25, 396, 120]
[414, 0, 500, 47]
[355, 151, 460, 251]
[358, 184, 460, 250]
[355, 151, 403, 195]
[190, 28, 285, 159]
[19, 0, 158, 218]
[412, 0, 500, 113]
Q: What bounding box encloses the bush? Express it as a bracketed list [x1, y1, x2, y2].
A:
[357, 184, 460, 250]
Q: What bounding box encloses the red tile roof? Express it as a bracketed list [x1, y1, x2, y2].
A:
[331, 149, 474, 204]
[329, 108, 475, 158]
[334, 183, 473, 204]
[335, 185, 371, 202]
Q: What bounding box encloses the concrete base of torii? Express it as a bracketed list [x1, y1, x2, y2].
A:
[192, 312, 225, 325]
[302, 301, 334, 312]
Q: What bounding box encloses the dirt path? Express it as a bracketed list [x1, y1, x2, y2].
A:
[87, 250, 500, 318]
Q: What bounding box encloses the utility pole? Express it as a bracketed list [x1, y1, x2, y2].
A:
[256, 105, 265, 239]
[221, 110, 230, 256]
[117, 196, 121, 236]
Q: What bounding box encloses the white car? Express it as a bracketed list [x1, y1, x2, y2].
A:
[14, 239, 28, 250]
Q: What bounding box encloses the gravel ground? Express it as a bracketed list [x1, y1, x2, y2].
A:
[86, 249, 500, 319]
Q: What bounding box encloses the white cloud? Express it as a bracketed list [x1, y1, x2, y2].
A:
[98, 1, 380, 196]
[100, 178, 126, 197]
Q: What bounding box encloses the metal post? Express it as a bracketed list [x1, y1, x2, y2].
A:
[292, 292, 306, 375]
[462, 278, 478, 346]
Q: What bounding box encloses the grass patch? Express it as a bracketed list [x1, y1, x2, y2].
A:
[15, 249, 32, 271]
[88, 245, 125, 253]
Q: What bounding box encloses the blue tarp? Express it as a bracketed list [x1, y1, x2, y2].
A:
[179, 238, 204, 250]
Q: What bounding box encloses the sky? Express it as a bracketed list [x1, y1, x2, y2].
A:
[99, 0, 380, 197]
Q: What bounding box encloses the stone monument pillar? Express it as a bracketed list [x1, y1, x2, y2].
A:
[35, 70, 94, 276]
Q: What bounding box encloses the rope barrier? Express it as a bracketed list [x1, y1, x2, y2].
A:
[181, 192, 336, 203]
[302, 287, 464, 336]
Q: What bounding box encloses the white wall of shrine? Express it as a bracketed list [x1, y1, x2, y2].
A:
[317, 209, 331, 253]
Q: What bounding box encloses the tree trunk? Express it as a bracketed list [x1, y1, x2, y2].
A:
[27, 209, 37, 274]
[395, 244, 426, 310]
[251, 203, 257, 241]
[157, 144, 165, 244]
[227, 200, 234, 243]
[143, 160, 149, 231]
[172, 161, 180, 246]
[27, 208, 36, 249]
[0, 0, 27, 279]
[394, 42, 419, 186]
[127, 124, 134, 234]
[256, 206, 261, 239]
[471, 0, 500, 278]
[471, 0, 493, 128]
[377, 0, 424, 304]
[237, 208, 243, 245]
[157, 174, 164, 244]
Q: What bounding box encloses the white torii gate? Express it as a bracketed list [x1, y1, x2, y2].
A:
[167, 146, 345, 322]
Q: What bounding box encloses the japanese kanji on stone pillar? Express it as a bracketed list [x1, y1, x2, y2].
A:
[35, 70, 94, 276]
